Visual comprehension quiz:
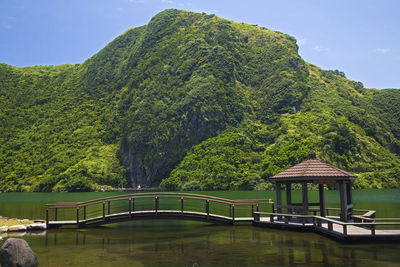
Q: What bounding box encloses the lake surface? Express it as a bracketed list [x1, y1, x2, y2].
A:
[1, 190, 400, 266]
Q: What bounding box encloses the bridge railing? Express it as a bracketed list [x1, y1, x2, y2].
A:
[45, 192, 274, 225]
[253, 211, 400, 234]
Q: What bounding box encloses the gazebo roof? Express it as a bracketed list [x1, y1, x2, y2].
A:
[269, 152, 356, 182]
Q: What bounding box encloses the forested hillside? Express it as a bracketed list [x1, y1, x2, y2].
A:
[1, 9, 399, 192]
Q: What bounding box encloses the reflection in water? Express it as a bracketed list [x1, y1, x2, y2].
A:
[1, 189, 400, 266]
[24, 221, 399, 266]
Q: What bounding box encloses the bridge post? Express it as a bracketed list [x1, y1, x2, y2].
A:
[55, 207, 58, 221]
[371, 224, 376, 235]
[107, 201, 111, 215]
[328, 221, 333, 231]
[102, 201, 106, 222]
[253, 212, 260, 222]
[256, 203, 259, 212]
[46, 208, 49, 227]
[155, 196, 159, 215]
[229, 204, 232, 217]
[76, 207, 79, 227]
[84, 206, 86, 220]
[132, 198, 135, 212]
[129, 198, 132, 218]
[206, 200, 210, 219]
[181, 197, 184, 214]
[232, 204, 235, 223]
[252, 205, 254, 215]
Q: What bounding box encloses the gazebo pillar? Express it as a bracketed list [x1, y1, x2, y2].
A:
[347, 181, 353, 219]
[318, 184, 325, 217]
[347, 181, 352, 207]
[286, 183, 292, 214]
[276, 182, 282, 214]
[339, 180, 353, 222]
[302, 182, 308, 215]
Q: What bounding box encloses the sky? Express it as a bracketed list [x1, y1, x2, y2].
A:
[0, 0, 399, 89]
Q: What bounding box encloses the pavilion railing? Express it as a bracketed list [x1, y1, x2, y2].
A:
[277, 206, 376, 217]
[253, 211, 400, 234]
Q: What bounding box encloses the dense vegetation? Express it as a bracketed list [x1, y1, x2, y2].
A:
[0, 9, 399, 191]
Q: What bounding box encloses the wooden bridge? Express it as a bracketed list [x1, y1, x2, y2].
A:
[45, 192, 400, 242]
[45, 192, 274, 228]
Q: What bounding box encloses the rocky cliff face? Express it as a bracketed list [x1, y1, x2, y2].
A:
[113, 9, 308, 187]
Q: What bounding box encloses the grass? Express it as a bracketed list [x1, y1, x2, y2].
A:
[0, 218, 34, 227]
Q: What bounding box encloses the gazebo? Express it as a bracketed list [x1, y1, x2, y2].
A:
[269, 152, 356, 222]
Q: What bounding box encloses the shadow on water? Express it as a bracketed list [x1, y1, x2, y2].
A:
[9, 220, 399, 267]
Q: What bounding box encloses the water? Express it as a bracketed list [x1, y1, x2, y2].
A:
[1, 190, 400, 266]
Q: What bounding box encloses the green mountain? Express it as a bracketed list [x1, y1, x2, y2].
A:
[1, 9, 399, 192]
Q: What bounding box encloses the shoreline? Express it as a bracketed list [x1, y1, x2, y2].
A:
[0, 216, 46, 239]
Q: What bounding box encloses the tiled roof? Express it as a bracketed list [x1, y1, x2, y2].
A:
[270, 155, 356, 181]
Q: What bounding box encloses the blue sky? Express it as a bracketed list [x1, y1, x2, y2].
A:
[0, 0, 399, 89]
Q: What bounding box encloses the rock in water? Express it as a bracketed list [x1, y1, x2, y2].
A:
[0, 238, 38, 267]
[26, 224, 46, 231]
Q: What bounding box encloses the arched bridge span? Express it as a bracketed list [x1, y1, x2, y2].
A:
[45, 192, 274, 228]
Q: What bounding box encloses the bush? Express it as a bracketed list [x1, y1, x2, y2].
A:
[254, 181, 274, 190]
[182, 181, 202, 191]
[64, 177, 95, 192]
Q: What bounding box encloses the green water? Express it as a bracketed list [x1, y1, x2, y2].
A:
[1, 190, 400, 266]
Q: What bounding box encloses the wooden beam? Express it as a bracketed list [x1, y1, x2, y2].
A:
[313, 180, 337, 184]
